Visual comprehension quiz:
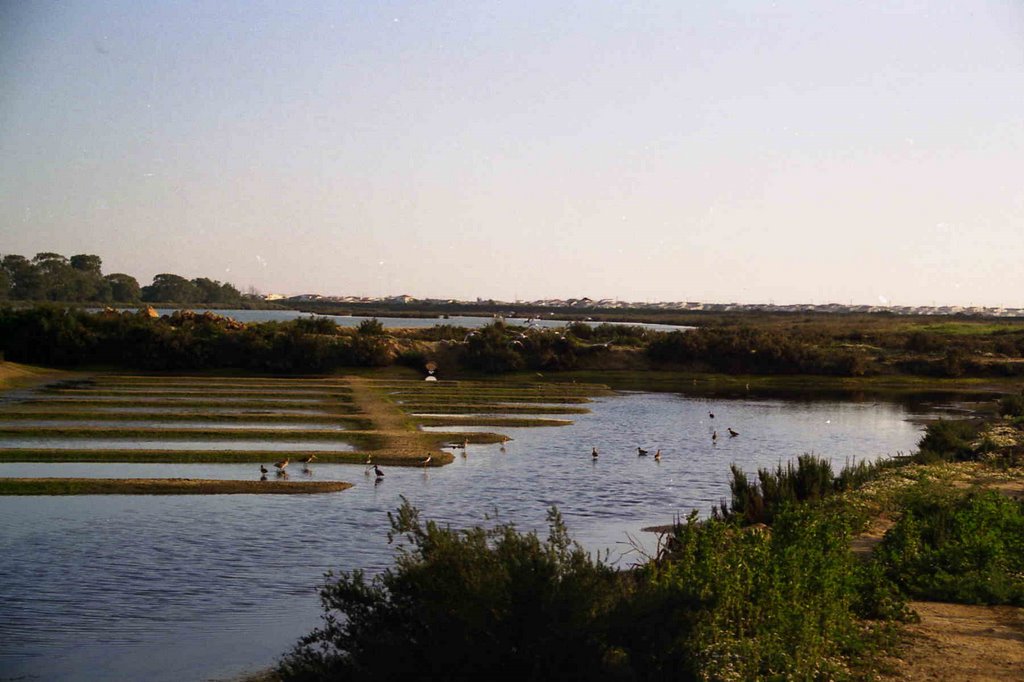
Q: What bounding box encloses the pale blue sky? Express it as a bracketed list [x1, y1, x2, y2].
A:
[2, 1, 1023, 305]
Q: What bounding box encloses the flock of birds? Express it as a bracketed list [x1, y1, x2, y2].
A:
[259, 454, 317, 481]
[591, 411, 739, 462]
[258, 411, 739, 481]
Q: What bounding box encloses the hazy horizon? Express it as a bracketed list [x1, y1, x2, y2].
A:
[3, 2, 1023, 307]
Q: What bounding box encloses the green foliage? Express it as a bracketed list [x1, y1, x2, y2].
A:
[877, 485, 1024, 605]
[633, 506, 896, 680]
[720, 455, 885, 525]
[646, 326, 871, 376]
[356, 318, 385, 336]
[278, 499, 620, 681]
[999, 392, 1024, 418]
[281, 498, 904, 681]
[0, 250, 246, 304]
[0, 305, 396, 372]
[460, 322, 525, 373]
[104, 273, 141, 302]
[142, 273, 200, 303]
[914, 419, 980, 463]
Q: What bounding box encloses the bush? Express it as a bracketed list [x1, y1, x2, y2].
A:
[914, 420, 980, 463]
[278, 500, 621, 681]
[999, 393, 1024, 418]
[630, 506, 901, 680]
[877, 486, 1024, 605]
[720, 454, 885, 526]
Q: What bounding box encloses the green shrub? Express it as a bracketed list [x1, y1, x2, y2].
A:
[721, 455, 885, 525]
[632, 506, 900, 680]
[914, 419, 980, 462]
[278, 500, 621, 681]
[999, 393, 1024, 418]
[877, 486, 1024, 605]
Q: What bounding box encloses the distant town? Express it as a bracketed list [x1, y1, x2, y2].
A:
[263, 292, 1024, 318]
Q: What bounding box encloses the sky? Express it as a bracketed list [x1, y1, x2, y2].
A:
[2, 1, 1023, 307]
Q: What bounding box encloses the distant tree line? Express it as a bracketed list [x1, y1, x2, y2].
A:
[0, 252, 242, 305]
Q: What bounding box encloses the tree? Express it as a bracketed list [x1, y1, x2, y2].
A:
[70, 254, 103, 274]
[191, 277, 243, 305]
[0, 267, 9, 300]
[2, 254, 43, 300]
[105, 273, 141, 302]
[141, 274, 199, 303]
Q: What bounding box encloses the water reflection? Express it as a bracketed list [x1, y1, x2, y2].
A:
[0, 392, 935, 682]
[0, 438, 355, 452]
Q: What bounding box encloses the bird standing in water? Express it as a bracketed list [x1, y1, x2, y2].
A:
[373, 464, 385, 479]
[274, 458, 289, 471]
[592, 447, 599, 459]
[421, 455, 432, 467]
[637, 447, 649, 456]
[654, 449, 661, 462]
[259, 465, 268, 475]
[728, 428, 739, 437]
[712, 431, 718, 443]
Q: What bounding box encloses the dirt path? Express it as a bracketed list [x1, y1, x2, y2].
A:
[346, 377, 451, 463]
[884, 601, 1024, 681]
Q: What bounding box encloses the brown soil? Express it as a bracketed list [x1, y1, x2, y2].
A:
[883, 601, 1024, 681]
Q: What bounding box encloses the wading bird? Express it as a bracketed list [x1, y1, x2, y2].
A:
[712, 431, 718, 443]
[728, 428, 739, 437]
[592, 447, 599, 459]
[637, 447, 649, 456]
[373, 464, 385, 479]
[421, 455, 432, 467]
[274, 457, 289, 471]
[301, 454, 317, 465]
[259, 465, 268, 475]
[654, 449, 661, 462]
[709, 412, 715, 419]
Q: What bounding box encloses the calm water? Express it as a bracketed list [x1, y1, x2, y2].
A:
[0, 392, 934, 681]
[0, 438, 355, 452]
[90, 308, 690, 331]
[0, 420, 349, 431]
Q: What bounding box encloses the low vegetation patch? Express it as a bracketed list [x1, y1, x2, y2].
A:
[876, 483, 1024, 605]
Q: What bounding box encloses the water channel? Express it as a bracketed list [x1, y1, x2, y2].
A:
[0, 391, 942, 681]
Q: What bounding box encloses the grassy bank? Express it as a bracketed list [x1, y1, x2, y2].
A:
[0, 478, 353, 495]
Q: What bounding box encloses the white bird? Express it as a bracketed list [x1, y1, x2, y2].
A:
[421, 455, 432, 467]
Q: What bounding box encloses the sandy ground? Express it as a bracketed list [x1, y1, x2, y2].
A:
[884, 601, 1024, 681]
[863, 472, 1024, 681]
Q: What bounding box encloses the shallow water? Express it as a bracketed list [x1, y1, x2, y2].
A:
[87, 407, 333, 416]
[88, 308, 690, 331]
[0, 392, 935, 681]
[0, 438, 355, 451]
[0, 420, 350, 431]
